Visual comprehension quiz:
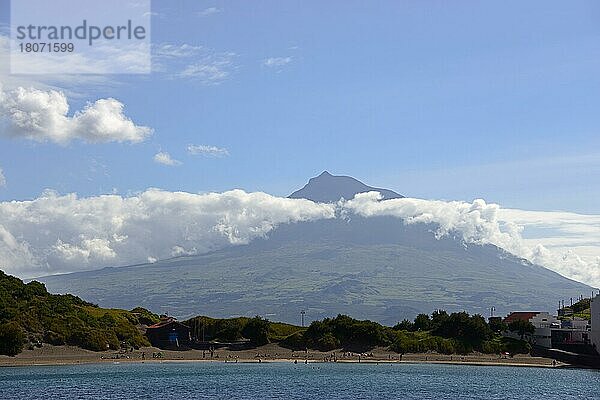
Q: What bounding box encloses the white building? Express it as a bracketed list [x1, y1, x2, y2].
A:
[503, 311, 560, 348]
[531, 312, 560, 329]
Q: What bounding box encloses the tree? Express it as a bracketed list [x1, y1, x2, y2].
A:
[430, 310, 449, 330]
[242, 316, 270, 346]
[216, 320, 243, 341]
[431, 312, 492, 346]
[413, 314, 432, 331]
[393, 319, 414, 331]
[488, 318, 507, 333]
[0, 322, 26, 356]
[507, 320, 535, 339]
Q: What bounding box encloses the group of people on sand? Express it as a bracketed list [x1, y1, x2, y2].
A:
[202, 348, 216, 358]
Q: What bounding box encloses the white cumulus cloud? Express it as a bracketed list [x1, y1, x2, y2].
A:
[187, 144, 229, 157]
[0, 86, 152, 144]
[154, 151, 182, 166]
[0, 189, 336, 278]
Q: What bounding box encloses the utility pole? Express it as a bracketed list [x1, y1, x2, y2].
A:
[300, 310, 306, 327]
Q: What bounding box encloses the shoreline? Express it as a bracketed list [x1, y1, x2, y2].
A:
[0, 344, 570, 369]
[0, 359, 567, 369]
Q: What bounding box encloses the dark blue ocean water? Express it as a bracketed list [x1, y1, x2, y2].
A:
[0, 362, 598, 399]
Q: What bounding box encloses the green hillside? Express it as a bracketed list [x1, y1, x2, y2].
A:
[0, 270, 157, 356]
[0, 270, 530, 358]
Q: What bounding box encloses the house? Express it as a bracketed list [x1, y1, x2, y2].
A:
[550, 328, 592, 353]
[503, 311, 559, 328]
[503, 311, 560, 348]
[145, 316, 192, 349]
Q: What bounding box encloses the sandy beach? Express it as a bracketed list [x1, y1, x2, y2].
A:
[0, 343, 568, 368]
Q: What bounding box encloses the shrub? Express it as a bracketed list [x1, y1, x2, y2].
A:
[390, 337, 423, 353]
[0, 322, 26, 356]
[44, 330, 65, 346]
[436, 338, 456, 355]
[481, 339, 502, 354]
[317, 333, 340, 351]
[502, 337, 531, 355]
[130, 307, 160, 326]
[280, 332, 306, 350]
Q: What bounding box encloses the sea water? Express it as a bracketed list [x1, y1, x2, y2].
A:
[0, 362, 598, 399]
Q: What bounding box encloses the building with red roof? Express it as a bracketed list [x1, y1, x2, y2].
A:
[145, 316, 192, 349]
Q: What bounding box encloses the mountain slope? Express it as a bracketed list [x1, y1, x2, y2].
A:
[38, 216, 591, 326]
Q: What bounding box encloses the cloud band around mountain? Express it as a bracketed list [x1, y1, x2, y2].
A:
[0, 189, 597, 288]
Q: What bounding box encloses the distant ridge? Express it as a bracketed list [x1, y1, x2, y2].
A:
[289, 171, 403, 202]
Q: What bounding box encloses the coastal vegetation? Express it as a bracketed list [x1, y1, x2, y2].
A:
[0, 270, 155, 356]
[280, 312, 530, 355]
[183, 315, 298, 346]
[507, 320, 536, 339]
[0, 270, 529, 357]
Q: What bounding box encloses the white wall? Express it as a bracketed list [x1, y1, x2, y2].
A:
[532, 327, 552, 348]
[530, 312, 559, 329]
[561, 319, 589, 330]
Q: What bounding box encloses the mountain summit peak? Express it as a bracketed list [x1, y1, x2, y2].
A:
[289, 171, 404, 203]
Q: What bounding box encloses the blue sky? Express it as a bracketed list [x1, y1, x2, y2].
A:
[1, 0, 600, 213]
